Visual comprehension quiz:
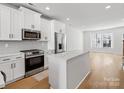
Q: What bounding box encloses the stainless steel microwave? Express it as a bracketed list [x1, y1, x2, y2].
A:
[22, 29, 41, 40]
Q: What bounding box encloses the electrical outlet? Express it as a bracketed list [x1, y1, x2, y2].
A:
[5, 43, 8, 48]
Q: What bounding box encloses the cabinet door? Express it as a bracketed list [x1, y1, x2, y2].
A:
[13, 58, 25, 79]
[0, 62, 13, 83]
[53, 20, 65, 33]
[23, 10, 34, 29]
[11, 9, 23, 40]
[0, 5, 11, 40]
[44, 54, 49, 69]
[34, 13, 41, 30]
[40, 18, 52, 41]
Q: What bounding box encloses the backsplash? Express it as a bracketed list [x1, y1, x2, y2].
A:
[0, 41, 48, 54]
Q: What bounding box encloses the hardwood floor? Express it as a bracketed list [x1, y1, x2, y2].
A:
[79, 53, 124, 89]
[5, 52, 124, 89]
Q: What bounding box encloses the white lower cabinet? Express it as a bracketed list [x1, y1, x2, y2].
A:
[44, 54, 49, 69]
[13, 58, 25, 80]
[0, 62, 13, 83]
[0, 54, 25, 84]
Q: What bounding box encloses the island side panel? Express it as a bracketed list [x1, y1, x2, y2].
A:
[67, 53, 91, 89]
[48, 57, 67, 89]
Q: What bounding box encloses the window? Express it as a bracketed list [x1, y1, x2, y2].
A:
[102, 33, 113, 48]
[91, 33, 113, 48]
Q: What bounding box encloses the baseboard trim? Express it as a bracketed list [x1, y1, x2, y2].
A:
[6, 76, 24, 85]
[75, 71, 91, 89]
[49, 71, 91, 89]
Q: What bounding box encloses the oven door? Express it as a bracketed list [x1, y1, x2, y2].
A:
[25, 55, 44, 72]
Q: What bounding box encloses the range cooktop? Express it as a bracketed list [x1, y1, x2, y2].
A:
[20, 49, 42, 52]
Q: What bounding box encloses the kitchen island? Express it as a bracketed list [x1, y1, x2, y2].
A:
[48, 50, 91, 89]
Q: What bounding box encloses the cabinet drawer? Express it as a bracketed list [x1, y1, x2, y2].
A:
[0, 53, 24, 63]
[0, 56, 12, 63]
[13, 54, 24, 60]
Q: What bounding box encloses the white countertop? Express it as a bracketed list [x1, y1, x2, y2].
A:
[48, 50, 91, 89]
[0, 52, 24, 58]
[48, 50, 89, 61]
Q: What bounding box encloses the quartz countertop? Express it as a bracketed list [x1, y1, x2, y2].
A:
[48, 50, 89, 61]
[0, 52, 24, 58]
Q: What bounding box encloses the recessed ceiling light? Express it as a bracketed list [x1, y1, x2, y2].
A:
[66, 18, 70, 21]
[105, 5, 111, 9]
[45, 6, 50, 10]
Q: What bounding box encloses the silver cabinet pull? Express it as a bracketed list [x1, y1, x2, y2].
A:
[11, 64, 13, 69]
[9, 34, 13, 38]
[16, 57, 22, 59]
[45, 36, 48, 40]
[31, 24, 35, 29]
[9, 34, 11, 38]
[11, 63, 16, 69]
[14, 63, 16, 68]
[2, 58, 10, 61]
[12, 34, 13, 38]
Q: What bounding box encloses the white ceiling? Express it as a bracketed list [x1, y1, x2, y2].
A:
[22, 3, 124, 30]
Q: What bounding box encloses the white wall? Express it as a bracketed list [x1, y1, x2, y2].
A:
[83, 26, 124, 55]
[66, 25, 83, 51]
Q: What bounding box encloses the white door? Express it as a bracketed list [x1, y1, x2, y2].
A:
[0, 62, 13, 83]
[34, 13, 41, 30]
[44, 54, 49, 69]
[40, 18, 52, 41]
[53, 20, 65, 33]
[23, 11, 34, 29]
[11, 9, 23, 40]
[13, 58, 25, 79]
[0, 5, 11, 40]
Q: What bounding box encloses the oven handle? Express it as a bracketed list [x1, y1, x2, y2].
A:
[26, 54, 44, 59]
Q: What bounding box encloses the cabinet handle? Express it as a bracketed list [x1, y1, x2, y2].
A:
[16, 57, 22, 59]
[12, 34, 14, 38]
[11, 64, 13, 69]
[2, 58, 10, 61]
[45, 37, 48, 40]
[9, 34, 11, 38]
[14, 63, 16, 68]
[60, 29, 62, 33]
[31, 25, 35, 29]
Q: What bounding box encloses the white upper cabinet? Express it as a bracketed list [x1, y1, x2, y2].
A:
[22, 8, 34, 29]
[20, 7, 41, 30]
[53, 20, 66, 34]
[40, 18, 52, 41]
[11, 9, 23, 40]
[0, 4, 11, 40]
[34, 13, 41, 30]
[0, 4, 23, 41]
[40, 19, 66, 50]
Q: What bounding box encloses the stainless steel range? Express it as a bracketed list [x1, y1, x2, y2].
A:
[20, 49, 44, 77]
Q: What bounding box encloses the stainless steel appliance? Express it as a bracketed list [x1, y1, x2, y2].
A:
[55, 32, 65, 53]
[20, 49, 44, 77]
[22, 29, 41, 40]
